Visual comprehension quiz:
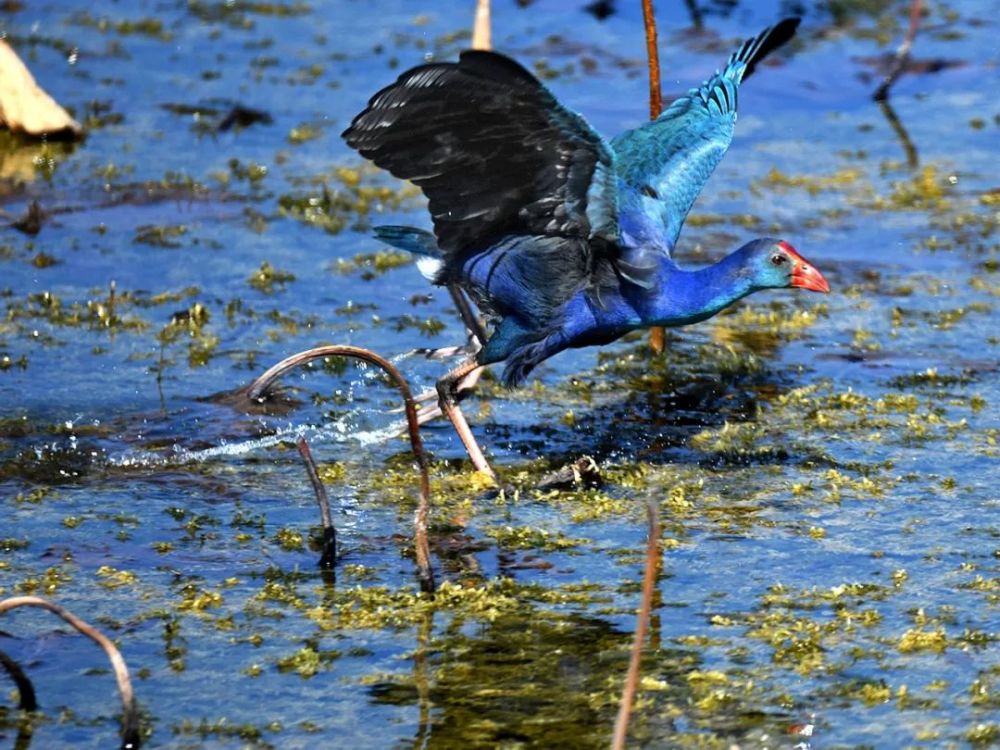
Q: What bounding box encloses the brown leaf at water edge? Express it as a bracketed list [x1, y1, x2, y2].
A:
[0, 41, 83, 140]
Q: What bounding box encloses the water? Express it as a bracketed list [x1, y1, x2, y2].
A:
[1, 1, 998, 747]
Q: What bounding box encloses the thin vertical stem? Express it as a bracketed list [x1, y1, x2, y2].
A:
[460, 0, 492, 351]
[641, 0, 662, 120]
[642, 0, 666, 354]
[874, 0, 923, 101]
[611, 498, 661, 750]
[296, 437, 337, 569]
[472, 0, 491, 51]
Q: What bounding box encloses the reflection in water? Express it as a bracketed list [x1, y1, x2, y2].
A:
[371, 611, 666, 749]
[412, 612, 434, 750]
[684, 0, 704, 29]
[0, 133, 76, 193]
[877, 98, 918, 169]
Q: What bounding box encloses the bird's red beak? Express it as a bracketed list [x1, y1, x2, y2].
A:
[780, 242, 830, 293]
[791, 262, 830, 293]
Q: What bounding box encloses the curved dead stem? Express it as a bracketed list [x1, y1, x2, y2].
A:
[642, 0, 666, 355]
[611, 499, 661, 750]
[296, 437, 337, 570]
[0, 648, 38, 711]
[0, 596, 141, 749]
[247, 345, 435, 592]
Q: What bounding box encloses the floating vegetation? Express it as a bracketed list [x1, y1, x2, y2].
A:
[2, 1, 998, 747]
[134, 224, 188, 248]
[71, 11, 173, 41]
[332, 249, 411, 279]
[754, 166, 864, 195]
[278, 166, 419, 235]
[248, 261, 296, 294]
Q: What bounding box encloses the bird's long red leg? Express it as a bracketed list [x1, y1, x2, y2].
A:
[448, 285, 488, 347]
[437, 358, 496, 480]
[410, 364, 483, 427]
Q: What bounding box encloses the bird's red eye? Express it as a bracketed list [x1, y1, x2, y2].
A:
[770, 253, 787, 266]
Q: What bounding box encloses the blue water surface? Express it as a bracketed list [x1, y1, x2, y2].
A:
[1, 1, 998, 748]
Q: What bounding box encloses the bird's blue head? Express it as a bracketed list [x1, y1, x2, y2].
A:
[740, 238, 830, 293]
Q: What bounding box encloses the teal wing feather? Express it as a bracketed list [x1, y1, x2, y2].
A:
[612, 17, 800, 252]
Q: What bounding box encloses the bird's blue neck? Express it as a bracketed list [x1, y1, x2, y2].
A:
[640, 249, 756, 327]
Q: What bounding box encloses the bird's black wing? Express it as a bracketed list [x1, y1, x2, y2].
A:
[342, 51, 619, 271]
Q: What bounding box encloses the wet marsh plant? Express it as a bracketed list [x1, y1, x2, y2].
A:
[1, 1, 996, 748]
[245, 344, 435, 592]
[612, 497, 661, 750]
[0, 596, 141, 749]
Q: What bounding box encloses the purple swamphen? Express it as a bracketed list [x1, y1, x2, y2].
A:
[343, 17, 829, 477]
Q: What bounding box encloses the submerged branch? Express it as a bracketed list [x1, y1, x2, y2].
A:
[247, 345, 435, 592]
[0, 596, 141, 749]
[610, 498, 661, 750]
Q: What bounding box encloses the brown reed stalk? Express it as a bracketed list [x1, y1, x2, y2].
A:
[874, 0, 923, 101]
[472, 0, 491, 51]
[642, 0, 666, 355]
[296, 437, 337, 569]
[0, 596, 141, 749]
[0, 648, 37, 711]
[610, 498, 660, 750]
[247, 345, 435, 592]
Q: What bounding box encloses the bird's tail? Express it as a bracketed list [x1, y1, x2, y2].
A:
[726, 17, 800, 83]
[500, 341, 548, 388]
[373, 225, 443, 281]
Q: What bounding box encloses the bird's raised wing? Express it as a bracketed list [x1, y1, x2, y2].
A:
[612, 17, 800, 251]
[342, 51, 618, 264]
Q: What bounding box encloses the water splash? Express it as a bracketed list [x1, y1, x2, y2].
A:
[109, 356, 423, 471]
[106, 413, 405, 470]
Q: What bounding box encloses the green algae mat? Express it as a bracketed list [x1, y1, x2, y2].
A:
[1, 1, 998, 747]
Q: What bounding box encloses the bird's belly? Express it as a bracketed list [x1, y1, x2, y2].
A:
[561, 292, 640, 349]
[650, 309, 718, 327]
